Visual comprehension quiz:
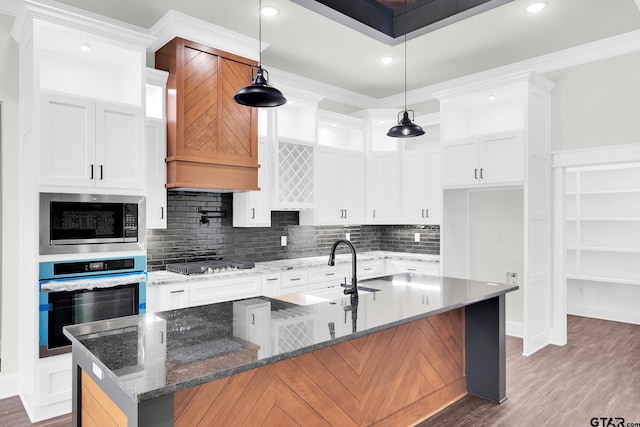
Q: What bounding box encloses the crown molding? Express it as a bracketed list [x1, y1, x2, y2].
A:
[381, 29, 640, 108]
[145, 68, 169, 86]
[148, 9, 262, 60]
[11, 0, 154, 48]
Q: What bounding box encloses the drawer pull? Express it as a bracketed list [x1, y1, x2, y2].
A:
[325, 272, 335, 276]
[266, 278, 278, 282]
[363, 267, 373, 271]
[170, 289, 185, 294]
[407, 268, 417, 272]
[290, 277, 301, 281]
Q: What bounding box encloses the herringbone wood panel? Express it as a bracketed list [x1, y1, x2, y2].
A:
[174, 309, 466, 426]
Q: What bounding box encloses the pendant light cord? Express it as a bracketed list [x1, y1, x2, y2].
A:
[258, 0, 262, 66]
[403, 0, 407, 111]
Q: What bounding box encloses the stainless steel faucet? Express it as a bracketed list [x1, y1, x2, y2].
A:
[328, 239, 358, 301]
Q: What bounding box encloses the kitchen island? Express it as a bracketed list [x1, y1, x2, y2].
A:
[64, 273, 517, 426]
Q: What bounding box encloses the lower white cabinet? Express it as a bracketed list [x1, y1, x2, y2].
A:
[233, 299, 272, 358]
[261, 273, 281, 297]
[387, 259, 440, 276]
[157, 282, 190, 311]
[357, 260, 386, 280]
[280, 270, 309, 294]
[190, 277, 261, 306]
[307, 264, 348, 290]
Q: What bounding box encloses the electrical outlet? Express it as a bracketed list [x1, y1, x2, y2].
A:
[345, 233, 350, 241]
[281, 236, 287, 246]
[414, 233, 420, 242]
[506, 272, 518, 285]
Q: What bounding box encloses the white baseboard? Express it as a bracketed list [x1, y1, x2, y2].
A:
[506, 320, 523, 338]
[0, 372, 20, 399]
[568, 305, 640, 325]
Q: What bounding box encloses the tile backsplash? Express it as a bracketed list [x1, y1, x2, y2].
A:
[147, 191, 439, 271]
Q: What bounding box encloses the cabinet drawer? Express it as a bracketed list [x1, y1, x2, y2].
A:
[357, 260, 386, 279]
[388, 260, 440, 276]
[307, 265, 347, 284]
[190, 277, 261, 306]
[280, 270, 308, 290]
[261, 274, 281, 297]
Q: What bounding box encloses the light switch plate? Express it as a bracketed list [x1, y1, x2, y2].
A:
[414, 233, 420, 242]
[281, 236, 287, 246]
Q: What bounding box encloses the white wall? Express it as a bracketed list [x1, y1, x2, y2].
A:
[546, 51, 640, 152]
[0, 11, 19, 377]
[469, 189, 524, 325]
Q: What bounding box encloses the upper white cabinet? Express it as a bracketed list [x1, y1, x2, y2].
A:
[234, 139, 272, 227]
[145, 68, 169, 229]
[40, 91, 145, 191]
[442, 130, 524, 188]
[300, 111, 366, 225]
[402, 120, 442, 225]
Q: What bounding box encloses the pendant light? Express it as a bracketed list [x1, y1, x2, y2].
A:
[233, 0, 286, 107]
[387, 0, 424, 138]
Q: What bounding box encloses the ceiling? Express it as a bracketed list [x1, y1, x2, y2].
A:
[35, 0, 640, 106]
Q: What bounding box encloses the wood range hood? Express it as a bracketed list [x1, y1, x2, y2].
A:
[155, 37, 260, 192]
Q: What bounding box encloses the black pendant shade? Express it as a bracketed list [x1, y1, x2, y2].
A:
[233, 66, 286, 107]
[233, 0, 286, 108]
[387, 110, 425, 138]
[387, 0, 424, 138]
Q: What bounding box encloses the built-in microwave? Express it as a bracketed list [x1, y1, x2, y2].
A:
[39, 193, 146, 255]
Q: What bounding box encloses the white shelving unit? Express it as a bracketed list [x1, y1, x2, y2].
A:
[561, 160, 640, 324]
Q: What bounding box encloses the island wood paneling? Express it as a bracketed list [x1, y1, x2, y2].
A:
[174, 308, 466, 426]
[81, 370, 127, 427]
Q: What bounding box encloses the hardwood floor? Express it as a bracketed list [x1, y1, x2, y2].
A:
[0, 315, 638, 426]
[420, 315, 640, 426]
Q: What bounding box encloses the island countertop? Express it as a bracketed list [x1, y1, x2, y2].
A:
[63, 273, 517, 403]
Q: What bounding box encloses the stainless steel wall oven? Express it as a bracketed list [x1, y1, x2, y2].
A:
[38, 255, 147, 358]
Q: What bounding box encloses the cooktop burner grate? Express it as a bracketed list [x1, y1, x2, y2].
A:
[165, 260, 255, 275]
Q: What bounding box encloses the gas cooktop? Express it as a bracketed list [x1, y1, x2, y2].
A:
[165, 260, 255, 275]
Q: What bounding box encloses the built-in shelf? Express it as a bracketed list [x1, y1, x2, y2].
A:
[566, 275, 640, 287]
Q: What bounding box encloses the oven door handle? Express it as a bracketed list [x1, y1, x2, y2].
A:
[40, 272, 147, 292]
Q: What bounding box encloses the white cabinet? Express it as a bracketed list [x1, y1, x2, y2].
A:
[233, 299, 272, 358]
[261, 274, 281, 297]
[307, 264, 348, 290]
[158, 282, 190, 311]
[356, 260, 386, 280]
[233, 139, 272, 227]
[387, 259, 440, 276]
[146, 118, 167, 229]
[301, 147, 365, 225]
[442, 130, 524, 188]
[367, 152, 401, 224]
[273, 138, 315, 209]
[40, 91, 145, 191]
[402, 138, 442, 225]
[280, 270, 309, 295]
[190, 276, 261, 307]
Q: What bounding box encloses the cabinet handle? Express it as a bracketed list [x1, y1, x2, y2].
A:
[290, 277, 301, 281]
[407, 268, 417, 271]
[160, 331, 164, 344]
[251, 208, 255, 219]
[421, 209, 424, 218]
[99, 165, 103, 180]
[480, 168, 484, 179]
[160, 207, 164, 219]
[90, 164, 94, 180]
[425, 209, 429, 218]
[345, 209, 347, 218]
[325, 272, 335, 276]
[266, 278, 278, 282]
[422, 295, 429, 305]
[474, 168, 478, 179]
[251, 314, 255, 325]
[373, 209, 376, 219]
[363, 267, 372, 271]
[170, 289, 185, 294]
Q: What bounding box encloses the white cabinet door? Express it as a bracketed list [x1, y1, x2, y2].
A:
[479, 131, 525, 184]
[158, 283, 190, 311]
[342, 151, 366, 224]
[40, 92, 145, 191]
[40, 92, 96, 188]
[233, 299, 271, 358]
[146, 118, 167, 229]
[368, 152, 400, 224]
[96, 102, 145, 190]
[442, 131, 524, 188]
[233, 139, 272, 227]
[402, 147, 428, 224]
[426, 146, 442, 224]
[442, 137, 477, 187]
[314, 147, 343, 224]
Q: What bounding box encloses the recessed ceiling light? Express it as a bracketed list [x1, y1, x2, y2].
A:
[488, 94, 496, 101]
[261, 6, 279, 17]
[379, 56, 394, 65]
[525, 2, 547, 13]
[80, 43, 91, 52]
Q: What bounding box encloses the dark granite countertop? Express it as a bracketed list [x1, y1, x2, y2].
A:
[64, 273, 517, 402]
